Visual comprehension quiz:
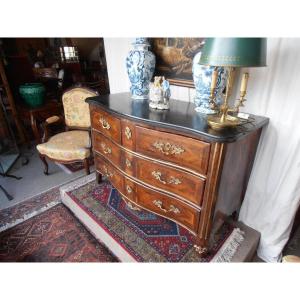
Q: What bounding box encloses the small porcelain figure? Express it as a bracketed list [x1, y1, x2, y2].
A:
[149, 76, 170, 110]
[162, 77, 171, 101]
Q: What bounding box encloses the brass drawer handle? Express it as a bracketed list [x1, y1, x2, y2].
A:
[126, 185, 132, 194]
[152, 200, 167, 212]
[101, 143, 112, 155]
[168, 176, 182, 185]
[122, 197, 141, 211]
[103, 166, 113, 178]
[151, 171, 181, 185]
[125, 158, 132, 168]
[169, 205, 181, 214]
[99, 116, 111, 130]
[125, 126, 132, 140]
[153, 141, 185, 156]
[152, 171, 166, 184]
[152, 200, 180, 214]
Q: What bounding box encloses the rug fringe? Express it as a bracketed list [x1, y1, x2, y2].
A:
[212, 228, 245, 262]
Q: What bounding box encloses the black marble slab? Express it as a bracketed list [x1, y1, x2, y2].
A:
[86, 92, 269, 143]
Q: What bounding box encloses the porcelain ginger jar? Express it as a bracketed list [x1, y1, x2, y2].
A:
[126, 38, 156, 100]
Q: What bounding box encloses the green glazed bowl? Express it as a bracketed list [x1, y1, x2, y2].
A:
[19, 83, 46, 108]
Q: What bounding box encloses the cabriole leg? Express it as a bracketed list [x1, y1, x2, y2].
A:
[96, 171, 102, 184]
[39, 155, 49, 175]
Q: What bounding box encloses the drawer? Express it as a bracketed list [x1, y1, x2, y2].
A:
[137, 184, 200, 233]
[91, 106, 121, 143]
[135, 126, 211, 175]
[95, 154, 123, 192]
[92, 131, 121, 167]
[121, 119, 135, 150]
[136, 158, 205, 207]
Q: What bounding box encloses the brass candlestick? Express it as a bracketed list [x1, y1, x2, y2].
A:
[207, 67, 241, 130]
[235, 73, 249, 113]
[209, 68, 219, 112]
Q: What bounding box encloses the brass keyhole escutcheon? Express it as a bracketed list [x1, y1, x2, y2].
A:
[126, 185, 132, 194]
[125, 158, 131, 168]
[125, 126, 132, 140]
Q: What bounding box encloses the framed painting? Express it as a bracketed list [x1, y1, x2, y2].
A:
[149, 38, 205, 88]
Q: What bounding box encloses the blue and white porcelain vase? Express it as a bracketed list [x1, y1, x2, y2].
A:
[192, 52, 227, 114]
[126, 38, 156, 100]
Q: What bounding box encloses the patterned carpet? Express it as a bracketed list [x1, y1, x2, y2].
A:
[64, 179, 243, 262]
[0, 174, 244, 262]
[0, 204, 118, 262]
[0, 185, 61, 232]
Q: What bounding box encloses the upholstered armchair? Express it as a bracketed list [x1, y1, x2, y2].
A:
[36, 87, 98, 175]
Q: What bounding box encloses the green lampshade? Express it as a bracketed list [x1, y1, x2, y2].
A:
[199, 38, 267, 67]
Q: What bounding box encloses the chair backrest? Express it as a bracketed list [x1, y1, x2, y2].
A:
[62, 87, 98, 129]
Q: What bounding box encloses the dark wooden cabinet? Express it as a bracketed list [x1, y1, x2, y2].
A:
[87, 92, 269, 253]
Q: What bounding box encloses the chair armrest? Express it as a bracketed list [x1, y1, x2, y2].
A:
[42, 115, 65, 143]
[45, 115, 61, 124]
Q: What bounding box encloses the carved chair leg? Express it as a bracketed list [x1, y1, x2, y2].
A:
[39, 155, 49, 175]
[83, 158, 90, 175]
[96, 171, 102, 184]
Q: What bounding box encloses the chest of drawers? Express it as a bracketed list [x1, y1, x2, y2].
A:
[87, 92, 269, 254]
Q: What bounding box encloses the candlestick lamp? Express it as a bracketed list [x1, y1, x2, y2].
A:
[199, 38, 267, 130]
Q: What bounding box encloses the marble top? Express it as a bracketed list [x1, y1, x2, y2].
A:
[86, 92, 269, 143]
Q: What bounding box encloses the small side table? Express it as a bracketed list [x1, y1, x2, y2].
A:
[18, 100, 63, 144]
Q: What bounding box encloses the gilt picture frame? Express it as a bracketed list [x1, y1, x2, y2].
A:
[149, 38, 205, 88]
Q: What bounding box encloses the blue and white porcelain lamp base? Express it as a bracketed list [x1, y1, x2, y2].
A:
[192, 52, 227, 114]
[194, 100, 218, 115]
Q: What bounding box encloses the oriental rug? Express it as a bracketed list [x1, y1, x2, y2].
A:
[61, 174, 245, 262]
[0, 204, 118, 262]
[0, 174, 244, 262]
[0, 185, 61, 233]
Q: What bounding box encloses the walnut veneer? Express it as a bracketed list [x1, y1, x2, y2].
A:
[87, 92, 269, 253]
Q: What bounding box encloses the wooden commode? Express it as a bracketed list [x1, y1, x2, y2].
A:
[86, 92, 269, 254]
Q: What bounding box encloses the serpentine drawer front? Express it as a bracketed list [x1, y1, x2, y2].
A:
[135, 126, 210, 176]
[92, 131, 121, 167]
[136, 184, 200, 233]
[87, 92, 269, 253]
[95, 154, 123, 192]
[91, 106, 121, 143]
[136, 158, 205, 207]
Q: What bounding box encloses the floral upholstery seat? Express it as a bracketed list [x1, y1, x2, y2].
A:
[37, 130, 91, 161]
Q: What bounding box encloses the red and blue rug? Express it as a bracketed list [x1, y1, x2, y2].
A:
[0, 204, 117, 262]
[62, 175, 244, 262]
[0, 174, 244, 262]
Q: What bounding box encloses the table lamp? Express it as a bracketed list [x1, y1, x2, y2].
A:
[199, 38, 267, 130]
